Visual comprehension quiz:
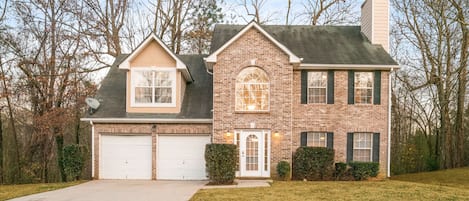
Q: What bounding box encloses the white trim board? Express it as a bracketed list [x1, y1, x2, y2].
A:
[81, 118, 213, 124]
[298, 63, 399, 70]
[118, 33, 193, 82]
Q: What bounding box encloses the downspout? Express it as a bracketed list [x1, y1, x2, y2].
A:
[387, 68, 393, 177]
[90, 121, 95, 178]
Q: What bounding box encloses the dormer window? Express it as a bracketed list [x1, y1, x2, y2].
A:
[130, 68, 176, 107]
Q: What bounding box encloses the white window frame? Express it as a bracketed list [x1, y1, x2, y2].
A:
[354, 72, 374, 104]
[306, 132, 327, 147]
[130, 67, 177, 107]
[353, 132, 373, 162]
[235, 67, 270, 112]
[307, 71, 327, 104]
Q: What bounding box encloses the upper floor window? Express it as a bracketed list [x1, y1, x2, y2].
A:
[131, 68, 176, 107]
[308, 72, 327, 104]
[354, 72, 373, 104]
[235, 67, 269, 111]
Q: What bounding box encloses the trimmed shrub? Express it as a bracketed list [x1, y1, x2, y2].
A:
[62, 144, 84, 181]
[348, 162, 379, 180]
[205, 144, 237, 184]
[276, 161, 291, 181]
[334, 162, 347, 180]
[292, 147, 335, 180]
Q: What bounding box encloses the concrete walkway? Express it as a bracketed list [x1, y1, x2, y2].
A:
[201, 179, 272, 189]
[9, 180, 207, 201]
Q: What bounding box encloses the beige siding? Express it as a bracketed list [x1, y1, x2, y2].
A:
[180, 73, 187, 105]
[361, 0, 373, 43]
[373, 0, 389, 52]
[129, 40, 176, 67]
[126, 40, 184, 113]
[126, 71, 183, 113]
[361, 0, 389, 52]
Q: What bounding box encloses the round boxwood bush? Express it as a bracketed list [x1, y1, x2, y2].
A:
[276, 161, 291, 180]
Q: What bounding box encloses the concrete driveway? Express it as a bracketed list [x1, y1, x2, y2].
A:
[9, 180, 207, 201]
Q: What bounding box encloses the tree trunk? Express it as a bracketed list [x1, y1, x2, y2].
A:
[55, 133, 66, 182]
[0, 107, 3, 184]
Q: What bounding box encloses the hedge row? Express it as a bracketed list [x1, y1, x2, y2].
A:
[292, 147, 379, 181]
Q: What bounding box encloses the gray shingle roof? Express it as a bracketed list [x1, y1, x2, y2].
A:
[87, 24, 397, 119]
[87, 54, 212, 119]
[210, 25, 397, 65]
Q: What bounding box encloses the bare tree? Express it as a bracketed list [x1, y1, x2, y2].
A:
[298, 0, 358, 25]
[145, 0, 193, 53]
[236, 0, 278, 24]
[392, 0, 468, 169]
[286, 0, 292, 25]
[0, 0, 99, 182]
[78, 0, 130, 65]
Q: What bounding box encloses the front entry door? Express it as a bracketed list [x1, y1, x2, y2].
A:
[238, 130, 270, 177]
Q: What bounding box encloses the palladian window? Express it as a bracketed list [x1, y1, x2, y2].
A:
[235, 67, 270, 111]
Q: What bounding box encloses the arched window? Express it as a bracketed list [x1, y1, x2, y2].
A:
[235, 67, 270, 111]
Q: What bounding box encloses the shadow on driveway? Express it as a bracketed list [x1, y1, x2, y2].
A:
[9, 180, 207, 201]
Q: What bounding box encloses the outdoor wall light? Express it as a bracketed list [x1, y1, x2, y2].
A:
[274, 131, 280, 137]
[225, 130, 232, 137]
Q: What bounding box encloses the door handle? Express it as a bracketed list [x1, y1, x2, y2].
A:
[242, 151, 245, 157]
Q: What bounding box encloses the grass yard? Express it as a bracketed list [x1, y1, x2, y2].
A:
[191, 167, 469, 201]
[0, 181, 84, 201]
[391, 167, 469, 189]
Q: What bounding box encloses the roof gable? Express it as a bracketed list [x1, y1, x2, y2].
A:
[210, 24, 398, 67]
[205, 21, 301, 64]
[119, 33, 193, 81]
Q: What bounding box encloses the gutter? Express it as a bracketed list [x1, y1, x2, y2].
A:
[90, 121, 95, 178]
[81, 118, 213, 124]
[298, 63, 400, 70]
[387, 68, 393, 177]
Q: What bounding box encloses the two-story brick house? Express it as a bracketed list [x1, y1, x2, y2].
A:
[82, 0, 398, 180]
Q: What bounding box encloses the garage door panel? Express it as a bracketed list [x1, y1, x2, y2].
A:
[100, 135, 152, 180]
[158, 135, 210, 180]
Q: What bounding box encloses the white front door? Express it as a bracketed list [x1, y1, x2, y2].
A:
[238, 130, 270, 177]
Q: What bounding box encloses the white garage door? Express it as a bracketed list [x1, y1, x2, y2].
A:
[100, 135, 152, 180]
[158, 135, 210, 180]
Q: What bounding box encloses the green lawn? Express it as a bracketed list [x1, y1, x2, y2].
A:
[391, 167, 469, 189]
[0, 181, 84, 201]
[191, 168, 469, 201]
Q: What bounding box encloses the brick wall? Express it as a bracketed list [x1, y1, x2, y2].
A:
[212, 28, 294, 175]
[292, 70, 389, 176]
[212, 27, 390, 177]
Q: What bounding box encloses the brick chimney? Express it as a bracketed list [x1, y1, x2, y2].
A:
[361, 0, 389, 52]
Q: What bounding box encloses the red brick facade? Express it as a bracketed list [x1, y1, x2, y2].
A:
[212, 28, 295, 176]
[212, 27, 389, 177]
[92, 26, 390, 180]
